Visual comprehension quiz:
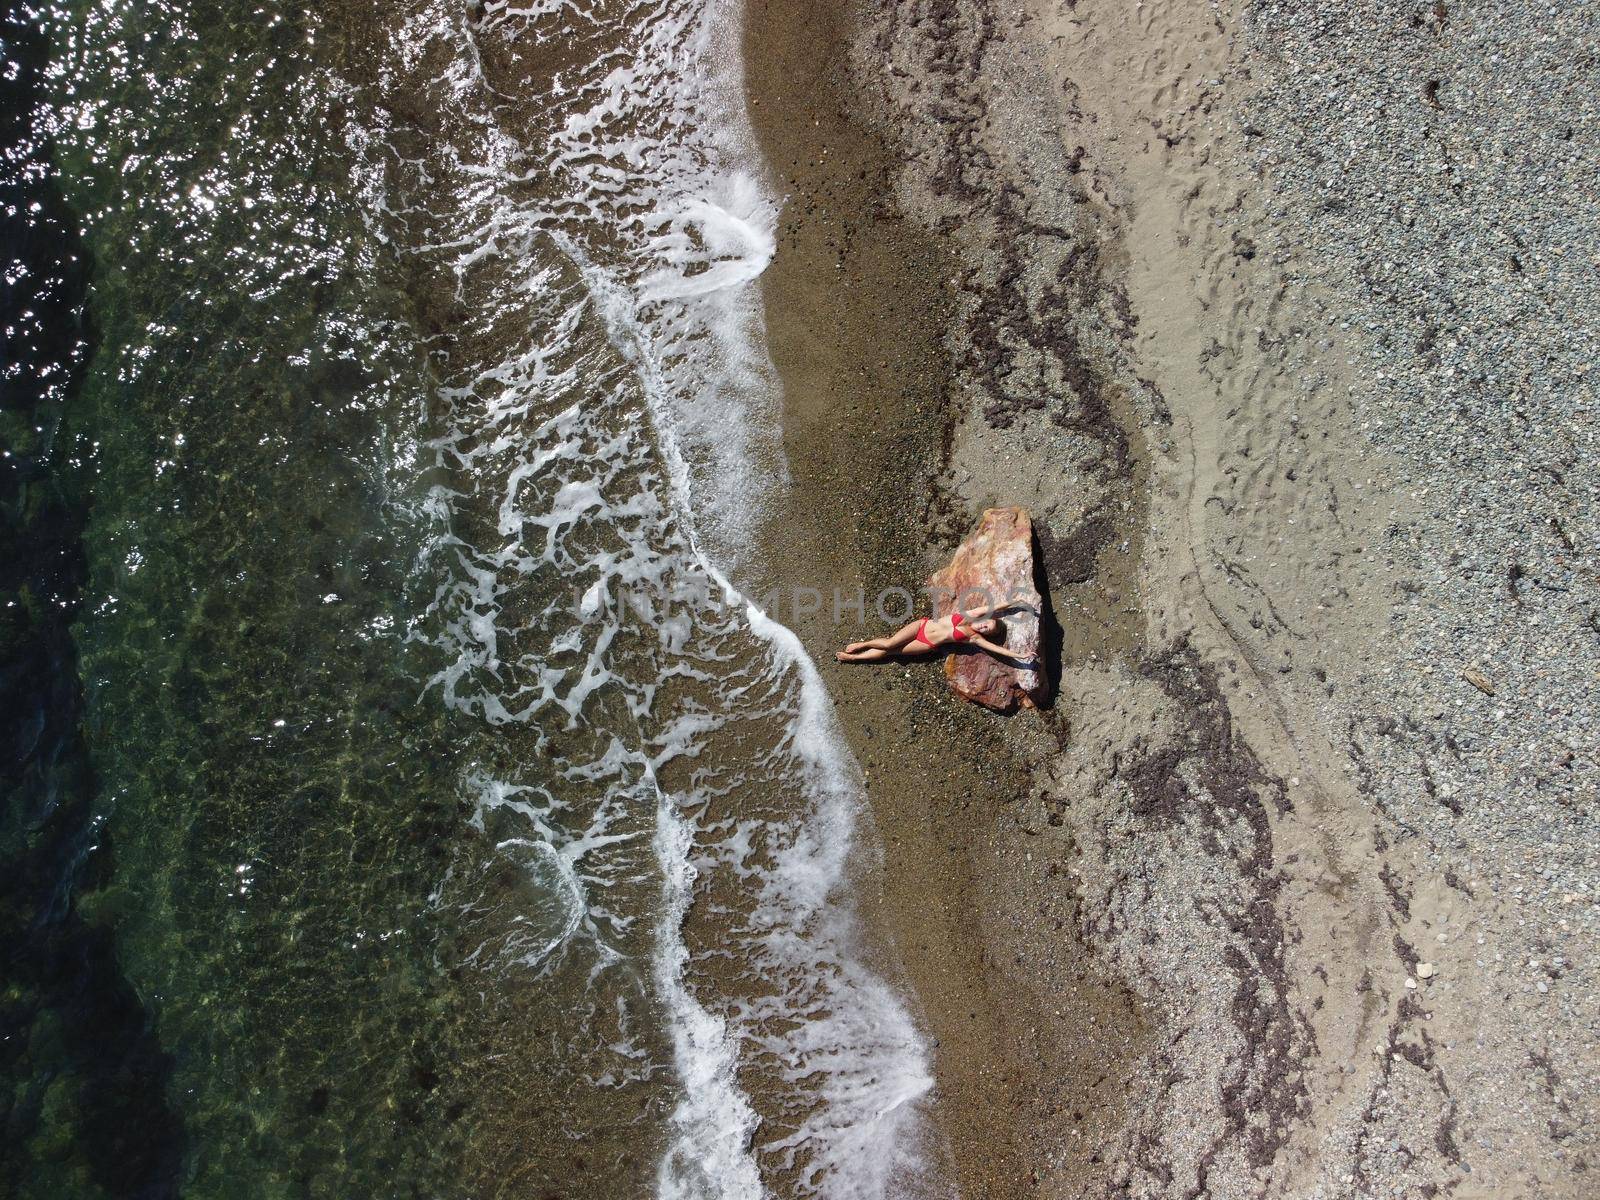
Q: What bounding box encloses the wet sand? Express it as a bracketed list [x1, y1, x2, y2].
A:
[742, 2, 1146, 1196]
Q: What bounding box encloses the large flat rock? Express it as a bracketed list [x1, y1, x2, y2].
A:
[927, 506, 1049, 712]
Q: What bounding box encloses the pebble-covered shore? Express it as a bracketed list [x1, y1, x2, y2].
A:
[1229, 1, 1598, 1189]
[745, 0, 1595, 1195]
[1237, 0, 1596, 848]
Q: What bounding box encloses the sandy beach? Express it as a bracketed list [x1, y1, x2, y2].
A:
[7, 0, 1589, 1194]
[744, 0, 1596, 1195]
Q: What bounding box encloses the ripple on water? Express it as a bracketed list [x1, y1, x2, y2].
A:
[29, 1, 939, 1196]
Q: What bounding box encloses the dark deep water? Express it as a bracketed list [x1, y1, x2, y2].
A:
[3, 4, 492, 1195]
[1, 8, 185, 1196]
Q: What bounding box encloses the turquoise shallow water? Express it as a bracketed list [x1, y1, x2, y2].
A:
[3, 3, 936, 1197]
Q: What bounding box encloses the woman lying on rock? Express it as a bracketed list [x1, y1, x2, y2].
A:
[835, 600, 1037, 665]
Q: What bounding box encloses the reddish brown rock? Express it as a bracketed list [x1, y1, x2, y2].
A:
[927, 506, 1049, 712]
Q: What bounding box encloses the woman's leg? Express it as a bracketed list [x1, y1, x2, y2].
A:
[835, 646, 892, 662]
[843, 621, 921, 654]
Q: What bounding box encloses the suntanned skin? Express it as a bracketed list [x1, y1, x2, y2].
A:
[835, 601, 1037, 664]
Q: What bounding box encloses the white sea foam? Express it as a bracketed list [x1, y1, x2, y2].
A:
[652, 787, 765, 1200]
[347, 1, 942, 1195]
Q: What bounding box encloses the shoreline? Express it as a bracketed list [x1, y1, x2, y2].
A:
[739, 3, 1034, 1192]
[740, 1, 1147, 1195]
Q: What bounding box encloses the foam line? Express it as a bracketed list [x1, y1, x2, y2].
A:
[345, 1, 943, 1195]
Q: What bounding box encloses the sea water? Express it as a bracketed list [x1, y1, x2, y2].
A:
[3, 1, 936, 1196]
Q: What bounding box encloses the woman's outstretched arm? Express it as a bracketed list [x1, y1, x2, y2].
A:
[961, 597, 1040, 620]
[968, 633, 1036, 663]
